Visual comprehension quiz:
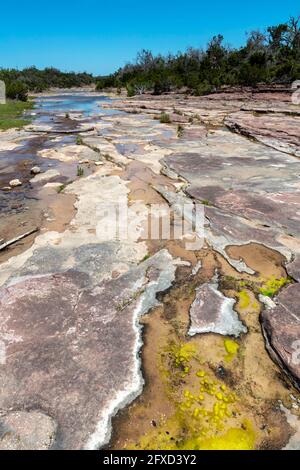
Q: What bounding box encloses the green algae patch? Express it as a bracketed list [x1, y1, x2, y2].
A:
[167, 341, 197, 377]
[259, 276, 291, 298]
[236, 289, 260, 314]
[224, 339, 239, 362]
[126, 338, 257, 450]
[237, 290, 251, 309]
[184, 420, 255, 450]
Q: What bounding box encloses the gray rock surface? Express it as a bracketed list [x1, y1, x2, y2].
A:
[30, 169, 61, 184]
[188, 281, 247, 337]
[0, 411, 57, 450]
[30, 166, 41, 175]
[9, 179, 22, 187]
[225, 111, 300, 157]
[0, 250, 176, 450]
[261, 283, 300, 391]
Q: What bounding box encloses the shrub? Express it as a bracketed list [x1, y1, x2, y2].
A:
[194, 81, 214, 96]
[126, 82, 135, 97]
[6, 80, 28, 101]
[159, 113, 171, 124]
[177, 124, 184, 137]
[153, 79, 170, 95]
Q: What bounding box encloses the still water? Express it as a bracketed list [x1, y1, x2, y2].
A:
[34, 92, 120, 117]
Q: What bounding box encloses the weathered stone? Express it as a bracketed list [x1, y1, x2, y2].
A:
[188, 280, 247, 338]
[225, 111, 300, 157]
[0, 250, 176, 450]
[261, 283, 300, 391]
[9, 179, 22, 187]
[30, 169, 61, 184]
[286, 255, 300, 282]
[281, 405, 300, 450]
[161, 129, 300, 262]
[30, 166, 41, 175]
[37, 144, 99, 163]
[0, 411, 57, 450]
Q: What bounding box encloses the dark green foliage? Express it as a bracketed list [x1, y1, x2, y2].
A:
[6, 80, 28, 101]
[95, 16, 300, 96]
[159, 113, 171, 124]
[194, 80, 214, 96]
[77, 166, 84, 177]
[0, 67, 94, 98]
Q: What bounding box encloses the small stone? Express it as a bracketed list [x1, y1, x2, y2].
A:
[30, 166, 41, 175]
[1, 186, 11, 191]
[9, 179, 22, 187]
[79, 159, 89, 164]
[94, 161, 104, 166]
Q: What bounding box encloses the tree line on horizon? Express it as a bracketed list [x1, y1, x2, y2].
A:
[0, 67, 94, 101]
[96, 15, 300, 96]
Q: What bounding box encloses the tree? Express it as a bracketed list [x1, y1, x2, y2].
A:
[6, 80, 28, 101]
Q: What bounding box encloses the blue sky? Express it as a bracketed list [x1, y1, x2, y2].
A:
[1, 1, 299, 75]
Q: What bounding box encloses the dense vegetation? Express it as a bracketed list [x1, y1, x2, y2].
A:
[0, 67, 94, 101]
[96, 16, 300, 96]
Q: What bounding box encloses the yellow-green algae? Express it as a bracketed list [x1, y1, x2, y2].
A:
[237, 290, 251, 309]
[224, 339, 240, 362]
[167, 342, 197, 377]
[183, 420, 255, 450]
[127, 340, 256, 450]
[259, 276, 290, 298]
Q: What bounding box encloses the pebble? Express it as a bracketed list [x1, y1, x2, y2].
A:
[9, 179, 22, 187]
[30, 166, 41, 175]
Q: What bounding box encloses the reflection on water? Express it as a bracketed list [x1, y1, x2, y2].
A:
[34, 93, 121, 117]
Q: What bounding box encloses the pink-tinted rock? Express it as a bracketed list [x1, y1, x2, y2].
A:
[0, 249, 176, 450]
[261, 283, 300, 391]
[286, 256, 300, 282]
[0, 411, 56, 450]
[225, 111, 300, 157]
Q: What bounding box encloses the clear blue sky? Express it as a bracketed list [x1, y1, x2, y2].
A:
[1, 1, 299, 75]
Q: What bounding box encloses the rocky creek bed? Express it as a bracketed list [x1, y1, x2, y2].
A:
[0, 88, 300, 450]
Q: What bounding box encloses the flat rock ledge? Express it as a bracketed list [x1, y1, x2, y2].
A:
[225, 111, 300, 157]
[188, 281, 247, 338]
[0, 250, 176, 450]
[261, 283, 300, 391]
